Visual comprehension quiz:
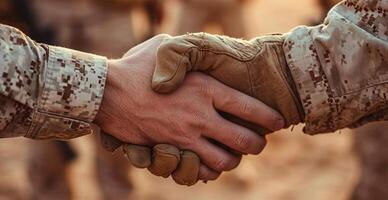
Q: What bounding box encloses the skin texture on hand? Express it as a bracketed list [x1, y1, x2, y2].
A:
[94, 34, 284, 184]
[98, 37, 203, 186]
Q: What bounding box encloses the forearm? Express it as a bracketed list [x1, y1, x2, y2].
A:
[283, 0, 387, 134]
[0, 24, 107, 139]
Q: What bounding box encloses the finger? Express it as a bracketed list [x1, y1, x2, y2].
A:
[208, 138, 246, 156]
[204, 111, 267, 155]
[198, 164, 221, 181]
[122, 144, 152, 168]
[148, 144, 180, 178]
[172, 151, 200, 186]
[192, 138, 242, 173]
[220, 111, 268, 136]
[211, 82, 284, 131]
[100, 131, 123, 152]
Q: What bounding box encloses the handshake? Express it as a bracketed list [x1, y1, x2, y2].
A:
[94, 33, 304, 186]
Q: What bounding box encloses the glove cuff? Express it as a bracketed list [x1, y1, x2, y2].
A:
[252, 35, 304, 127]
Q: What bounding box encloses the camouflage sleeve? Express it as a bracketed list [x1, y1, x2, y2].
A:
[0, 24, 107, 139]
[283, 0, 387, 134]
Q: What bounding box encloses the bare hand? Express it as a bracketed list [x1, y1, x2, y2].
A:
[94, 34, 284, 180]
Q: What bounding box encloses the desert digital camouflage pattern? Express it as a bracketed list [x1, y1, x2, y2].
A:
[284, 0, 387, 134]
[0, 24, 107, 139]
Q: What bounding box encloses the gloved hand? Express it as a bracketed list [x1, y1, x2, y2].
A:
[152, 33, 304, 131]
[122, 32, 305, 186]
[100, 132, 200, 186]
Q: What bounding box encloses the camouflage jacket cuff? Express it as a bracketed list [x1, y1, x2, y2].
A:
[25, 46, 107, 139]
[283, 27, 328, 134]
[283, 0, 388, 134]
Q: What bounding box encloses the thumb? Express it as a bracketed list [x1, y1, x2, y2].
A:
[152, 33, 257, 93]
[151, 33, 226, 93]
[151, 35, 194, 93]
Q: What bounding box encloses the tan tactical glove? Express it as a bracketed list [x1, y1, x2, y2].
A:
[152, 32, 304, 132]
[100, 132, 200, 186]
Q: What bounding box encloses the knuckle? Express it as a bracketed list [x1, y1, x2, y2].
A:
[239, 98, 252, 115]
[181, 108, 206, 133]
[199, 82, 215, 97]
[167, 118, 194, 146]
[234, 132, 250, 152]
[187, 74, 215, 96]
[178, 137, 195, 149]
[213, 157, 231, 172]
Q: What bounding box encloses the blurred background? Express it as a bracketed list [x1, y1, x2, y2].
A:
[0, 0, 386, 200]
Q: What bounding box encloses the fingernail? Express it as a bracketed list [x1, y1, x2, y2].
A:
[273, 118, 285, 131]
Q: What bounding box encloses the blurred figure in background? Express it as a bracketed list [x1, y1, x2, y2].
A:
[0, 1, 73, 199]
[317, 0, 339, 20]
[98, 0, 164, 42]
[309, 0, 340, 25]
[136, 0, 165, 40]
[174, 0, 248, 38]
[316, 0, 388, 199]
[352, 123, 388, 200]
[0, 0, 165, 199]
[33, 0, 149, 199]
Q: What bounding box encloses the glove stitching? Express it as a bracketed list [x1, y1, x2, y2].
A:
[164, 45, 259, 86]
[195, 36, 262, 62]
